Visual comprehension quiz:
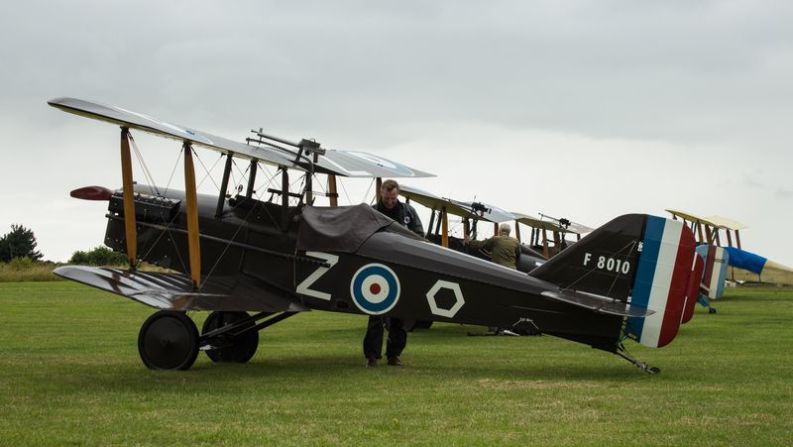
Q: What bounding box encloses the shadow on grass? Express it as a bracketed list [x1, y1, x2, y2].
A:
[48, 350, 645, 397]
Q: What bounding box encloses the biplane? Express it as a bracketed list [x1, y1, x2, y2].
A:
[668, 209, 793, 290]
[511, 212, 593, 259]
[50, 97, 702, 373]
[398, 185, 546, 272]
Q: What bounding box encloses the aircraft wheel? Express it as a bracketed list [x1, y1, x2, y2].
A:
[202, 311, 259, 363]
[138, 311, 199, 370]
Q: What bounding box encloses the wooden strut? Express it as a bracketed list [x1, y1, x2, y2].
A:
[725, 229, 733, 247]
[441, 207, 449, 248]
[735, 230, 742, 249]
[514, 220, 521, 243]
[375, 177, 382, 203]
[327, 174, 338, 207]
[183, 142, 202, 289]
[542, 229, 549, 259]
[120, 127, 137, 270]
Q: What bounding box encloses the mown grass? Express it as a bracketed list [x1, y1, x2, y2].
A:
[0, 283, 791, 446]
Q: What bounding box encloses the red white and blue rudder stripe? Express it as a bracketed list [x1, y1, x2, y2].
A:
[625, 216, 696, 348]
[681, 254, 704, 324]
[696, 245, 729, 299]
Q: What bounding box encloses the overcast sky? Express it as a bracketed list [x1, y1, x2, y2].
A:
[1, 0, 792, 266]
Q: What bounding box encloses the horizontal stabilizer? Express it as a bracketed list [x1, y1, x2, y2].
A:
[540, 290, 653, 317]
[54, 266, 306, 312]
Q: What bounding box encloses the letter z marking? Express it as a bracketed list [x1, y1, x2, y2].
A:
[297, 251, 339, 301]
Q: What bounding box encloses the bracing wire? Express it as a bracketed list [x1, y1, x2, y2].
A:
[128, 134, 160, 196]
[162, 150, 183, 196]
[337, 177, 354, 205]
[195, 152, 223, 191]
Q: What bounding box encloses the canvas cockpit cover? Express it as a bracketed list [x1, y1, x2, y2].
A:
[297, 204, 423, 253]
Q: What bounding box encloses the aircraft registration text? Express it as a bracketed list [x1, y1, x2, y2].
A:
[583, 252, 631, 274]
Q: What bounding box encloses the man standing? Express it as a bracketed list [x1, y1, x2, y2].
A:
[465, 223, 523, 336]
[464, 223, 521, 269]
[364, 179, 424, 367]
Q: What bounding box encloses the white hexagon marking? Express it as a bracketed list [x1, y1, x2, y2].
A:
[426, 280, 465, 318]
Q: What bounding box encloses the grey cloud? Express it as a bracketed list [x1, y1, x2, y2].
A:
[776, 188, 793, 199]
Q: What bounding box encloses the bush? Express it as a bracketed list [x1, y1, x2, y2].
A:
[68, 247, 128, 266]
[0, 258, 60, 282]
[6, 257, 35, 271]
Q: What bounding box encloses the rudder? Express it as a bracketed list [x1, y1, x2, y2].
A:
[530, 214, 697, 348]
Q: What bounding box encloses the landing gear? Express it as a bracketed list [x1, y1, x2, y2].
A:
[201, 311, 259, 363]
[137, 310, 297, 370]
[138, 311, 199, 370]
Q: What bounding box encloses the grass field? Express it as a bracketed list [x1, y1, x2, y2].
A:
[1, 282, 792, 446]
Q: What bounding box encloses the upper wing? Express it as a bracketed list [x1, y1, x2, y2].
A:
[399, 185, 516, 222]
[48, 97, 299, 168]
[706, 215, 748, 231]
[48, 97, 433, 179]
[448, 198, 516, 223]
[316, 149, 434, 178]
[398, 185, 474, 217]
[54, 266, 307, 312]
[512, 212, 568, 232]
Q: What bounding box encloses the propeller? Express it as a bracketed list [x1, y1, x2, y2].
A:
[70, 185, 113, 201]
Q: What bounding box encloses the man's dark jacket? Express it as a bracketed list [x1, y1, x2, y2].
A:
[373, 201, 424, 236]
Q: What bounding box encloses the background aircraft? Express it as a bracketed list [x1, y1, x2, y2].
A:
[667, 209, 793, 287]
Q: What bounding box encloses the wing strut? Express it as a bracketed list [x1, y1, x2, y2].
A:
[441, 206, 449, 248]
[216, 152, 233, 218]
[541, 229, 549, 258]
[183, 142, 201, 289]
[327, 174, 338, 207]
[120, 127, 137, 270]
[514, 219, 521, 242]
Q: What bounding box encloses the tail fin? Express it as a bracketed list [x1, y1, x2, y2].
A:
[697, 245, 730, 299]
[681, 254, 705, 324]
[530, 214, 697, 348]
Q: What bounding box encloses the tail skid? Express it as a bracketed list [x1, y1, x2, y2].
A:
[616, 343, 661, 375]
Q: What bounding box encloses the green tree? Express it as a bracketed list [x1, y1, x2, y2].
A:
[0, 225, 43, 262]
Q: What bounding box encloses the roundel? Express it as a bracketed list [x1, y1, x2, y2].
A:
[350, 263, 401, 315]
